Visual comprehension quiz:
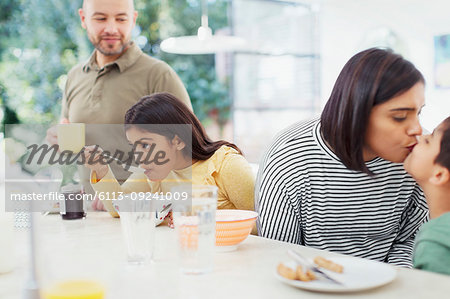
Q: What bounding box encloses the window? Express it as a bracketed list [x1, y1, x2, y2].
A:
[231, 0, 320, 162]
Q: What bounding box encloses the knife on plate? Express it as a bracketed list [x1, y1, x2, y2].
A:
[287, 250, 344, 286]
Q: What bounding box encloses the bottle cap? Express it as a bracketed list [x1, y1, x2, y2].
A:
[61, 183, 82, 193]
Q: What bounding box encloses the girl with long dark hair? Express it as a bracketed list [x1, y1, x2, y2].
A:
[84, 92, 255, 219]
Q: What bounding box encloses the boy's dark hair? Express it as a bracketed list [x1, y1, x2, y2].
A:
[321, 48, 424, 175]
[435, 116, 450, 170]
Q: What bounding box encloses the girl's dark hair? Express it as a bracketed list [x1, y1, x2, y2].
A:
[321, 48, 424, 175]
[124, 92, 242, 160]
[435, 116, 450, 170]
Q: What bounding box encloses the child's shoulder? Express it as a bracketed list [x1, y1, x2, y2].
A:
[413, 213, 450, 275]
[417, 212, 450, 244]
[430, 212, 450, 228]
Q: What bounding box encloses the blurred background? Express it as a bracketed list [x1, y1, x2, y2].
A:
[1, 0, 449, 163]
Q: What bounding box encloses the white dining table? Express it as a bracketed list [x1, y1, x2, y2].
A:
[1, 212, 449, 299]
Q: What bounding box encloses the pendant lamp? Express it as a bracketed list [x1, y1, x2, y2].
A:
[160, 0, 246, 54]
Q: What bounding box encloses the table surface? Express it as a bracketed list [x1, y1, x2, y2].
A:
[1, 212, 449, 299]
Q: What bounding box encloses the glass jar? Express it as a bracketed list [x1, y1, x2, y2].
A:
[60, 183, 86, 220]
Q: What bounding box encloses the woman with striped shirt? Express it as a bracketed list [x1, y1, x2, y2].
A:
[256, 48, 428, 267]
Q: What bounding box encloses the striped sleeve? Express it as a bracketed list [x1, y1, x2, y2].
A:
[255, 124, 305, 244]
[386, 185, 429, 267]
[256, 120, 315, 243]
[257, 168, 302, 244]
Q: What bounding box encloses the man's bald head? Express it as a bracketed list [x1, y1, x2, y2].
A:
[79, 0, 138, 62]
[82, 0, 135, 12]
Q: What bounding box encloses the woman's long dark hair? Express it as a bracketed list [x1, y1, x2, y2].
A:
[124, 92, 242, 160]
[321, 48, 424, 175]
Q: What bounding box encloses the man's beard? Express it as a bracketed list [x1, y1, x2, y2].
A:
[89, 33, 131, 56]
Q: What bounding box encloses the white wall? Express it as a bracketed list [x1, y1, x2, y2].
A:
[319, 0, 450, 131]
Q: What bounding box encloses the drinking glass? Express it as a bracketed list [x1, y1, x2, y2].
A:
[113, 194, 155, 265]
[57, 123, 85, 152]
[42, 280, 105, 299]
[38, 213, 117, 299]
[173, 185, 217, 274]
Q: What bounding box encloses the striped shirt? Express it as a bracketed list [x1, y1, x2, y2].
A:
[255, 118, 428, 267]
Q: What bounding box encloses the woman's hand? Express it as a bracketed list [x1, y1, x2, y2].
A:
[82, 145, 109, 181]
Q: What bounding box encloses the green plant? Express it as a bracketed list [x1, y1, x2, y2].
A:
[0, 0, 232, 128]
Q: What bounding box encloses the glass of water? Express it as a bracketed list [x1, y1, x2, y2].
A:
[173, 185, 217, 274]
[113, 194, 155, 265]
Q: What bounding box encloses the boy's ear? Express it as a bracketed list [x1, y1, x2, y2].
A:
[429, 165, 450, 186]
[172, 135, 186, 151]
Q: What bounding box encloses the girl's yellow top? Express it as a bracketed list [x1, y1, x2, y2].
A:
[91, 145, 255, 217]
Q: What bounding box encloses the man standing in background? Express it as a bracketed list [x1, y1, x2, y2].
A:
[48, 0, 191, 214]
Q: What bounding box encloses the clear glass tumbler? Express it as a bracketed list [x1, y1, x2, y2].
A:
[113, 194, 155, 265]
[173, 185, 217, 274]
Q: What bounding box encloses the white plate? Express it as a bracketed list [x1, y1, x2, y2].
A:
[275, 257, 397, 293]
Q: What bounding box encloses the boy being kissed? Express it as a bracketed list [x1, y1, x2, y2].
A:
[404, 116, 450, 275]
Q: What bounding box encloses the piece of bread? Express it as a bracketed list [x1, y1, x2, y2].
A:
[306, 269, 317, 280]
[295, 265, 313, 281]
[277, 263, 296, 280]
[314, 256, 343, 273]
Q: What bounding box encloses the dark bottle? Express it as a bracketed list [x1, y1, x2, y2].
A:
[60, 184, 86, 220]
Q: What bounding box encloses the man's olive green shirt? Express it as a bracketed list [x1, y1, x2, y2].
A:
[61, 42, 191, 122]
[61, 42, 191, 191]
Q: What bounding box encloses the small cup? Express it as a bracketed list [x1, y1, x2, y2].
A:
[60, 183, 86, 220]
[57, 123, 85, 153]
[113, 194, 155, 265]
[173, 185, 217, 274]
